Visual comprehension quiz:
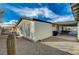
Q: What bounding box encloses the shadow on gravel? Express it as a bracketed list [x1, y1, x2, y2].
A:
[16, 37, 72, 55]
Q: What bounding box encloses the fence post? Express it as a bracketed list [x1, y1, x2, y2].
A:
[7, 33, 16, 55]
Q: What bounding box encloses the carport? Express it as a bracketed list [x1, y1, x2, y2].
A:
[40, 21, 79, 55]
[52, 21, 77, 42]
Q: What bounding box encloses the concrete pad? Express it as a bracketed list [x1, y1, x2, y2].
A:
[41, 36, 79, 55]
[54, 35, 77, 41]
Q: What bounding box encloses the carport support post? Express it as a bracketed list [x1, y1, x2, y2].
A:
[61, 26, 64, 31]
[77, 21, 79, 41]
[56, 25, 59, 31]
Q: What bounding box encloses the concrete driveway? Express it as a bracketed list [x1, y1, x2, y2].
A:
[41, 36, 79, 55]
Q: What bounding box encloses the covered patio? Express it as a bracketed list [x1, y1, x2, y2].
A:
[52, 21, 77, 42]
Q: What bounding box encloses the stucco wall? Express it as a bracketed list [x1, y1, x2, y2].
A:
[17, 19, 35, 40]
[34, 21, 52, 41]
[17, 19, 53, 41]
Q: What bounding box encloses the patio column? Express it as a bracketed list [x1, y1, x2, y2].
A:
[56, 25, 59, 31]
[56, 25, 60, 35]
[77, 21, 79, 41]
[61, 26, 64, 31]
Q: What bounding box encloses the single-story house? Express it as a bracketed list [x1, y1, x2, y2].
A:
[16, 17, 53, 42]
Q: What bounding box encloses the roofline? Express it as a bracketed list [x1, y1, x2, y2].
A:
[16, 16, 77, 27]
[53, 21, 77, 26]
[16, 17, 53, 26]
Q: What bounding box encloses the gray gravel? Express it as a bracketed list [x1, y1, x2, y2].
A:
[0, 35, 72, 55]
[0, 35, 7, 55]
[16, 37, 71, 55]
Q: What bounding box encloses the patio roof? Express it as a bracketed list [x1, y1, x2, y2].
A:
[53, 21, 77, 26]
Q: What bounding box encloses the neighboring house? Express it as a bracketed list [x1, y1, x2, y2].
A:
[0, 24, 15, 34]
[16, 17, 53, 42]
[2, 24, 15, 34]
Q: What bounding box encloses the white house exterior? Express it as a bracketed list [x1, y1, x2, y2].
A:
[16, 17, 52, 42]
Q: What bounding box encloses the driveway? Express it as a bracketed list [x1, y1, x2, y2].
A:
[41, 36, 79, 55]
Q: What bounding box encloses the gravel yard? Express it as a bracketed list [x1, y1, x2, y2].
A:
[0, 35, 76, 55]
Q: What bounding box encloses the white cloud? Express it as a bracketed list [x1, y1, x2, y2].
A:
[3, 20, 17, 25]
[6, 5, 59, 19]
[5, 4, 75, 23]
[1, 20, 17, 27]
[19, 7, 39, 17]
[39, 7, 58, 18]
[48, 15, 75, 23]
[10, 6, 75, 23]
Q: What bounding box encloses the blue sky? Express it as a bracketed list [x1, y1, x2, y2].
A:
[0, 3, 75, 25]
